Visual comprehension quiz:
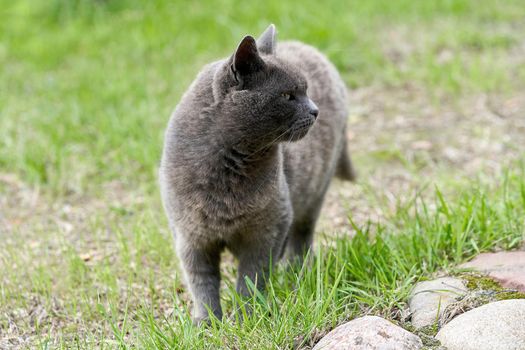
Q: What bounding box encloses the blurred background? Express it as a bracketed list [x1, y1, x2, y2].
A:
[1, 0, 524, 347]
[1, 0, 524, 194]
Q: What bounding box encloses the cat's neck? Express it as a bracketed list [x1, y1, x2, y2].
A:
[217, 142, 280, 178]
[190, 100, 282, 179]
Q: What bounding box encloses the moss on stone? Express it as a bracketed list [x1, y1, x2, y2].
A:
[456, 272, 525, 301]
[461, 273, 503, 291]
[404, 273, 524, 349]
[495, 291, 525, 300]
[417, 323, 439, 337]
[401, 322, 442, 349]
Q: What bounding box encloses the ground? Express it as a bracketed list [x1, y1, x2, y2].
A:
[1, 1, 525, 349]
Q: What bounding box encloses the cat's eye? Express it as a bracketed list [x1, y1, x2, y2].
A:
[281, 92, 295, 101]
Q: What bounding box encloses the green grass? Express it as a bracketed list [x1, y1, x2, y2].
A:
[1, 0, 525, 348]
[4, 167, 523, 349]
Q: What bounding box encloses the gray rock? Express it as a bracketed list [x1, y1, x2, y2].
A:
[409, 277, 467, 328]
[461, 251, 525, 292]
[313, 316, 423, 350]
[436, 299, 525, 350]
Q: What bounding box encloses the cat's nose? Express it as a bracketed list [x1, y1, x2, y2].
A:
[308, 99, 319, 119]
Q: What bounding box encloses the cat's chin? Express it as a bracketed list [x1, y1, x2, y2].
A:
[285, 126, 312, 142]
[289, 130, 309, 141]
[284, 117, 315, 142]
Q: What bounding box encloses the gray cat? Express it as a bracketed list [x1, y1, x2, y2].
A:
[159, 24, 355, 324]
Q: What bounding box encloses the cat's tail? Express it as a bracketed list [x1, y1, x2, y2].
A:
[335, 134, 356, 182]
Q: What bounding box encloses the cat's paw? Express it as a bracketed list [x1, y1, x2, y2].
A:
[191, 314, 211, 326]
[191, 309, 222, 326]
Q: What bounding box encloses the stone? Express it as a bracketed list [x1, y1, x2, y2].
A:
[409, 277, 467, 328]
[436, 299, 525, 350]
[461, 251, 525, 292]
[312, 316, 423, 350]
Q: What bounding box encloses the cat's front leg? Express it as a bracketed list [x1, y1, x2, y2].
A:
[233, 213, 291, 298]
[234, 238, 275, 298]
[176, 238, 223, 324]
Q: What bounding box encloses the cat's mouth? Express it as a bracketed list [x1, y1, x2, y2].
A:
[285, 116, 316, 142]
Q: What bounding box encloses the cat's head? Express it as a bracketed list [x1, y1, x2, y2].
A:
[213, 24, 319, 148]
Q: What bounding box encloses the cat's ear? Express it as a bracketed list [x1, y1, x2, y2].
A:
[256, 24, 276, 55]
[233, 35, 265, 79]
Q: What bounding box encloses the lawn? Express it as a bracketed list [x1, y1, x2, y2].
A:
[1, 0, 525, 348]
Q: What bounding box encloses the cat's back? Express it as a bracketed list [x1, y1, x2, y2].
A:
[161, 60, 225, 168]
[160, 60, 223, 210]
[167, 61, 220, 133]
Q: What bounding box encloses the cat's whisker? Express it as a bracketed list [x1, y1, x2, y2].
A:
[244, 123, 297, 161]
[239, 111, 297, 158]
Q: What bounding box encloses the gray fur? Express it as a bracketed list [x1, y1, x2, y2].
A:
[159, 24, 355, 324]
